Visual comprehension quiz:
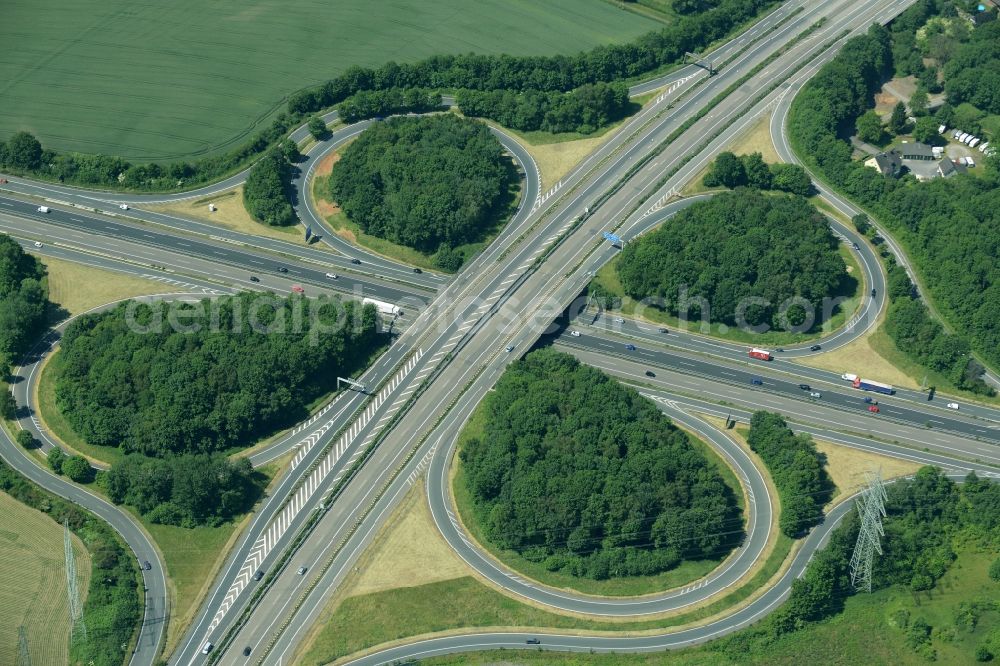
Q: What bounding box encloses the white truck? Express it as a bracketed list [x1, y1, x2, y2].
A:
[362, 297, 402, 317]
[37, 206, 50, 213]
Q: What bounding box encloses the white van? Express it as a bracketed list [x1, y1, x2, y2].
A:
[37, 206, 50, 213]
[958, 132, 969, 143]
[969, 138, 980, 148]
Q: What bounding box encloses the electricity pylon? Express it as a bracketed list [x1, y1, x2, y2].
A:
[16, 625, 31, 666]
[64, 519, 86, 641]
[849, 469, 888, 593]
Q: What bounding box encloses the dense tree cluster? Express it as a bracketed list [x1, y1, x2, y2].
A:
[702, 151, 813, 195]
[55, 293, 380, 456]
[456, 82, 631, 135]
[787, 11, 1000, 388]
[616, 191, 848, 331]
[338, 88, 442, 124]
[243, 148, 296, 226]
[0, 0, 778, 193]
[330, 115, 507, 258]
[943, 21, 1000, 114]
[0, 234, 49, 367]
[0, 459, 139, 666]
[460, 349, 741, 581]
[105, 454, 258, 527]
[746, 412, 834, 537]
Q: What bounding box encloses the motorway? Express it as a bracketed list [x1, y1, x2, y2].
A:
[3, 0, 987, 663]
[202, 0, 936, 663]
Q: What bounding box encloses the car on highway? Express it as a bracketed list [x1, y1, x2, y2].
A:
[946, 402, 960, 410]
[325, 272, 339, 279]
[297, 566, 307, 575]
[291, 285, 305, 294]
[37, 206, 49, 213]
[868, 405, 880, 413]
[249, 276, 260, 283]
[871, 288, 876, 298]
[253, 570, 264, 581]
[505, 345, 514, 352]
[810, 391, 822, 398]
[142, 560, 152, 571]
[119, 203, 129, 210]
[615, 317, 625, 323]
[413, 268, 422, 273]
[569, 330, 581, 337]
[852, 242, 860, 250]
[0, 178, 7, 184]
[351, 258, 362, 265]
[775, 348, 785, 352]
[863, 397, 877, 405]
[33, 241, 42, 248]
[809, 344, 822, 351]
[243, 646, 252, 656]
[658, 327, 668, 333]
[798, 384, 810, 391]
[201, 642, 213, 655]
[645, 370, 655, 377]
[625, 344, 636, 351]
[277, 266, 288, 273]
[751, 377, 763, 385]
[526, 638, 541, 645]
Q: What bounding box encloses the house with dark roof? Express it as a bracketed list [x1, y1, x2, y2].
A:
[937, 159, 968, 178]
[864, 150, 903, 177]
[900, 142, 936, 160]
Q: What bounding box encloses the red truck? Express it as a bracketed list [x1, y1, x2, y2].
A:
[748, 348, 772, 361]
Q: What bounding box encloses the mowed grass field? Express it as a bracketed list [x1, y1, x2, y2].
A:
[0, 491, 91, 666]
[0, 0, 659, 161]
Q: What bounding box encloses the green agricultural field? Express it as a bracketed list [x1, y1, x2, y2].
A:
[0, 0, 659, 161]
[0, 491, 91, 666]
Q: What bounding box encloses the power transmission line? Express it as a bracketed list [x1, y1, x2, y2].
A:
[849, 469, 887, 593]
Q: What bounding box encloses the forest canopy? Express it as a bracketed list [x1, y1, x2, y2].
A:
[616, 190, 849, 332]
[55, 293, 381, 456]
[329, 115, 508, 259]
[460, 349, 741, 581]
[0, 233, 49, 367]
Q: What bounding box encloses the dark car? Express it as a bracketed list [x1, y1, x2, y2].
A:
[277, 267, 288, 274]
[775, 348, 785, 352]
[751, 377, 763, 385]
[249, 276, 260, 283]
[243, 646, 252, 656]
[798, 384, 810, 391]
[645, 370, 655, 377]
[625, 344, 636, 351]
[253, 570, 264, 581]
[526, 638, 541, 645]
[143, 561, 152, 571]
[871, 288, 876, 297]
[413, 268, 422, 274]
[658, 327, 668, 333]
[351, 258, 362, 265]
[863, 397, 878, 405]
[809, 344, 822, 351]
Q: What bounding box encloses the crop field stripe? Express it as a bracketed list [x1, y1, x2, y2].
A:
[0, 0, 658, 161]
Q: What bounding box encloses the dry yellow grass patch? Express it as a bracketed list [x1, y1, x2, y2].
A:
[523, 131, 622, 192]
[145, 186, 319, 249]
[815, 439, 921, 505]
[0, 491, 91, 666]
[794, 329, 921, 390]
[42, 256, 171, 316]
[726, 114, 781, 163]
[350, 481, 468, 596]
